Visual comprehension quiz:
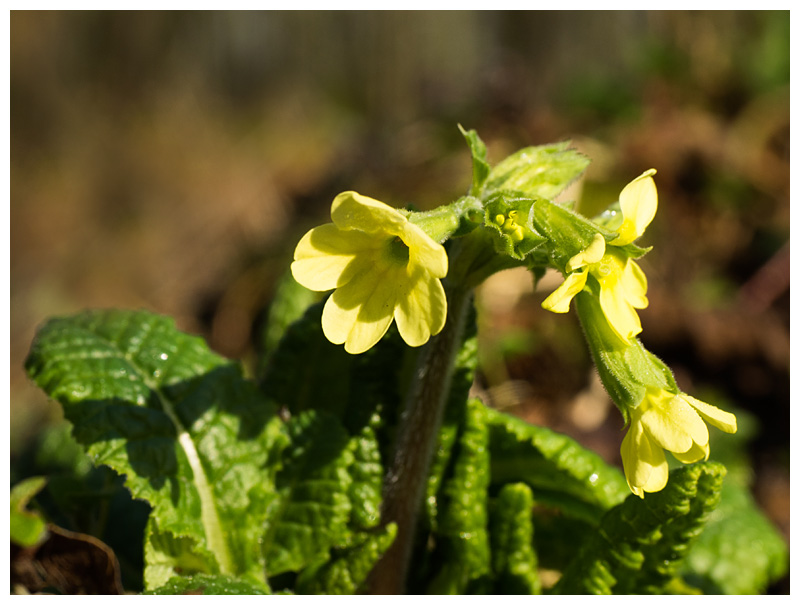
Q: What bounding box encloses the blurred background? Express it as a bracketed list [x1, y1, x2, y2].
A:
[10, 10, 789, 591]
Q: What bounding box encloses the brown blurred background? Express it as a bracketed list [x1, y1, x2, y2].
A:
[10, 9, 789, 577]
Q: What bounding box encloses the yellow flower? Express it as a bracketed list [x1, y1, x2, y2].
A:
[542, 170, 657, 342]
[291, 191, 448, 354]
[621, 389, 737, 498]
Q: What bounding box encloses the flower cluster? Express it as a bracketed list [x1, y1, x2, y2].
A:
[291, 160, 738, 498]
[542, 170, 655, 343]
[549, 170, 738, 497]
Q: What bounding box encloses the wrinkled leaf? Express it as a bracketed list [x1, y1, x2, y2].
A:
[426, 398, 491, 594]
[261, 301, 411, 437]
[144, 573, 270, 595]
[483, 141, 589, 201]
[678, 414, 788, 594]
[263, 410, 353, 576]
[295, 524, 397, 595]
[553, 462, 727, 594]
[25, 309, 286, 590]
[680, 477, 787, 594]
[485, 406, 629, 522]
[347, 423, 384, 530]
[426, 306, 479, 528]
[489, 482, 540, 594]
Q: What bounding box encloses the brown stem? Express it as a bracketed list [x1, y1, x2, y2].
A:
[367, 285, 472, 594]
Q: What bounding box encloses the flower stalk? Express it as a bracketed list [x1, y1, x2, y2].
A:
[368, 279, 473, 594]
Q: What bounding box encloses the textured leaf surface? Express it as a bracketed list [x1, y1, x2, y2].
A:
[680, 477, 787, 594]
[347, 423, 384, 530]
[144, 573, 270, 595]
[426, 398, 491, 594]
[25, 309, 287, 590]
[425, 308, 478, 528]
[482, 141, 590, 201]
[553, 462, 727, 594]
[295, 524, 397, 595]
[485, 406, 629, 522]
[262, 410, 353, 576]
[261, 301, 410, 437]
[489, 482, 540, 594]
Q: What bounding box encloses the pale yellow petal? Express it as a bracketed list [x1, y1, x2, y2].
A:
[615, 169, 657, 246]
[621, 259, 649, 309]
[321, 291, 359, 346]
[680, 394, 738, 434]
[566, 234, 606, 272]
[291, 224, 377, 291]
[640, 457, 669, 493]
[541, 271, 588, 314]
[394, 266, 447, 347]
[331, 191, 407, 234]
[344, 311, 395, 354]
[321, 263, 398, 354]
[621, 418, 668, 496]
[598, 275, 642, 342]
[672, 440, 709, 464]
[402, 221, 448, 279]
[641, 392, 709, 454]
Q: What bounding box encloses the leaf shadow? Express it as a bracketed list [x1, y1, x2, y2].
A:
[66, 364, 281, 509]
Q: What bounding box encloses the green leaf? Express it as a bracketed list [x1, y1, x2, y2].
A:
[489, 482, 541, 594]
[675, 411, 788, 595]
[425, 306, 479, 529]
[24, 309, 286, 590]
[143, 516, 218, 590]
[485, 406, 629, 522]
[552, 462, 727, 595]
[262, 410, 353, 576]
[347, 423, 384, 530]
[458, 124, 491, 194]
[258, 270, 321, 373]
[295, 524, 397, 595]
[144, 573, 270, 595]
[261, 302, 411, 437]
[483, 141, 590, 201]
[680, 477, 788, 594]
[426, 398, 491, 594]
[10, 476, 48, 547]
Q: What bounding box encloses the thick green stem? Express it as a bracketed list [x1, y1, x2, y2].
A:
[368, 284, 473, 594]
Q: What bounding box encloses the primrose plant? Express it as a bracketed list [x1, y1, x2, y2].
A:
[21, 127, 786, 595]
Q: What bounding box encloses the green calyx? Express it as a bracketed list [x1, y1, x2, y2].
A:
[574, 291, 679, 422]
[483, 194, 547, 261]
[406, 195, 484, 244]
